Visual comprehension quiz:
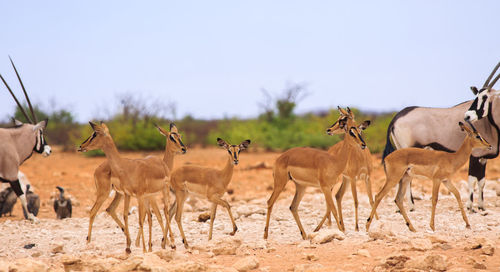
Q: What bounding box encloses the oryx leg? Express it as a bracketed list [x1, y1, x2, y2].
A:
[467, 156, 486, 212]
[477, 158, 487, 211]
[9, 179, 37, 222]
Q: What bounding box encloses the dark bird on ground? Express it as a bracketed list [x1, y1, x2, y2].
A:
[53, 186, 72, 219]
[22, 184, 40, 219]
[0, 187, 17, 217]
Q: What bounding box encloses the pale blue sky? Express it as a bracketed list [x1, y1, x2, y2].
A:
[1, 1, 499, 122]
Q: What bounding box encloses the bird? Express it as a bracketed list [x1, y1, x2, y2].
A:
[22, 184, 40, 219]
[53, 186, 72, 219]
[0, 187, 17, 217]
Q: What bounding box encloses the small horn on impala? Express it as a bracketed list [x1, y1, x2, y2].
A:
[0, 72, 33, 123]
[483, 61, 500, 88]
[9, 56, 37, 123]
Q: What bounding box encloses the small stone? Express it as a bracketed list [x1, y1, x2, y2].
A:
[209, 237, 242, 256]
[154, 249, 176, 262]
[51, 244, 64, 254]
[293, 263, 324, 272]
[310, 229, 344, 244]
[304, 254, 319, 261]
[481, 243, 495, 256]
[198, 213, 211, 222]
[355, 249, 371, 258]
[31, 251, 42, 257]
[382, 254, 410, 269]
[428, 235, 448, 244]
[410, 238, 433, 251]
[233, 256, 259, 272]
[473, 262, 487, 270]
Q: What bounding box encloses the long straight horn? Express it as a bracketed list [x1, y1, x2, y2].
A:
[484, 61, 500, 88]
[9, 56, 37, 123]
[489, 73, 500, 89]
[0, 73, 33, 123]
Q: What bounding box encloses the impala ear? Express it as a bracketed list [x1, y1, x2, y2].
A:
[155, 124, 168, 136]
[346, 107, 354, 119]
[470, 86, 479, 95]
[359, 120, 371, 130]
[217, 138, 229, 149]
[170, 123, 178, 133]
[239, 139, 251, 150]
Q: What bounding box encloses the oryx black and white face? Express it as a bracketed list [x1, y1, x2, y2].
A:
[464, 62, 500, 122]
[464, 87, 498, 122]
[32, 119, 51, 157]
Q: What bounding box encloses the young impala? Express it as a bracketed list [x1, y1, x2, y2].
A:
[169, 138, 251, 248]
[366, 122, 491, 232]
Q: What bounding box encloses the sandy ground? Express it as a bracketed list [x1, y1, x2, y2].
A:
[0, 146, 500, 271]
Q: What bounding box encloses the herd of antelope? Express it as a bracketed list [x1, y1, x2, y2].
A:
[1, 58, 500, 253]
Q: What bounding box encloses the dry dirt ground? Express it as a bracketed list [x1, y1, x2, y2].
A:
[0, 146, 500, 271]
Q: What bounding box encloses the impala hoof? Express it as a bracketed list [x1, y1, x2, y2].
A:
[126, 248, 131, 254]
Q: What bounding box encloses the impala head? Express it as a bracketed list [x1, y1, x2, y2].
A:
[464, 61, 500, 122]
[155, 123, 187, 154]
[458, 121, 491, 150]
[347, 125, 367, 150]
[77, 121, 110, 152]
[326, 106, 354, 135]
[217, 138, 251, 165]
[1, 57, 51, 157]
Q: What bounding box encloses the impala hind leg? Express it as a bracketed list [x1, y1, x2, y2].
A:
[321, 185, 343, 232]
[161, 186, 175, 249]
[123, 195, 132, 254]
[429, 179, 441, 231]
[350, 177, 360, 231]
[137, 197, 147, 252]
[174, 189, 189, 248]
[87, 189, 111, 243]
[332, 177, 349, 232]
[105, 193, 125, 232]
[208, 194, 237, 237]
[366, 172, 402, 231]
[150, 199, 166, 248]
[290, 183, 308, 239]
[264, 169, 288, 239]
[442, 180, 470, 229]
[394, 176, 416, 232]
[364, 174, 379, 220]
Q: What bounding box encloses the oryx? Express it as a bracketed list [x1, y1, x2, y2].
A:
[0, 57, 51, 221]
[382, 61, 500, 212]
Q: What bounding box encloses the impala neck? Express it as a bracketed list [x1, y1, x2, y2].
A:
[338, 133, 360, 168]
[163, 143, 176, 170]
[451, 136, 474, 169]
[100, 136, 127, 179]
[220, 155, 235, 188]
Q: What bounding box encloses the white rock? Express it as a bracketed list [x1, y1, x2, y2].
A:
[310, 229, 344, 244]
[233, 256, 259, 272]
[293, 263, 324, 272]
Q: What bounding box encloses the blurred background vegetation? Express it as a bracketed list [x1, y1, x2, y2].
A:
[1, 83, 396, 154]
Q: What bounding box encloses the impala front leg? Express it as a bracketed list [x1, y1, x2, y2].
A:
[321, 185, 343, 232]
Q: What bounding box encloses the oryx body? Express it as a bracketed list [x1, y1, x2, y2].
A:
[383, 61, 500, 212]
[0, 57, 51, 221]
